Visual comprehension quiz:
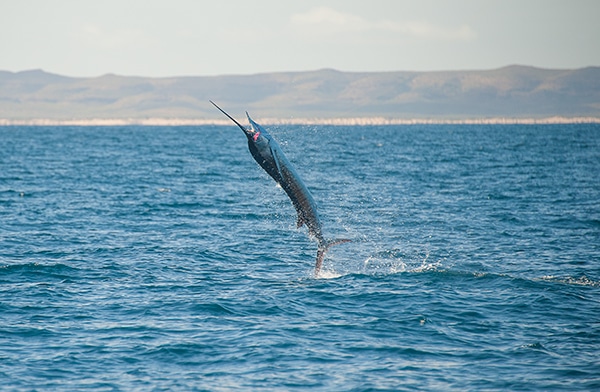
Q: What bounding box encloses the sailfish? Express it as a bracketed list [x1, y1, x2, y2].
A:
[210, 101, 350, 276]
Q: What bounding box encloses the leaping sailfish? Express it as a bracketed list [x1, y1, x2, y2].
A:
[210, 101, 350, 276]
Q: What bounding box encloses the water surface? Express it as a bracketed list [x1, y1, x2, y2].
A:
[1, 124, 599, 390]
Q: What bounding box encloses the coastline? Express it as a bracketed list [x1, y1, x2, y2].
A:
[1, 116, 599, 126]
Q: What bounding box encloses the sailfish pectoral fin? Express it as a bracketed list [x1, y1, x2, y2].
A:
[271, 145, 302, 229]
[270, 146, 285, 181]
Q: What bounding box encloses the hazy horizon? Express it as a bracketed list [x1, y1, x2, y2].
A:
[2, 66, 599, 122]
[4, 63, 597, 79]
[6, 63, 600, 81]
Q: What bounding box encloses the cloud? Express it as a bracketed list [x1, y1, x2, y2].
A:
[290, 6, 369, 32]
[291, 6, 476, 41]
[80, 24, 147, 49]
[382, 20, 476, 41]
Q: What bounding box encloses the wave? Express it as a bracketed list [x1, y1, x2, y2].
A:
[0, 262, 82, 280]
[538, 274, 600, 287]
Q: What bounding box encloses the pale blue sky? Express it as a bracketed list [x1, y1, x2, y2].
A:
[1, 0, 598, 77]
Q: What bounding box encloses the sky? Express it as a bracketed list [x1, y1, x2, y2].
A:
[1, 0, 599, 77]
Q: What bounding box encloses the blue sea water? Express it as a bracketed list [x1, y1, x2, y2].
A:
[1, 123, 599, 391]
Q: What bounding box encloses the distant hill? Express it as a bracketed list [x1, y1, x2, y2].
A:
[1, 65, 599, 122]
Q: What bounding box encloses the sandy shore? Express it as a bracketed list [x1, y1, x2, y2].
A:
[1, 116, 599, 126]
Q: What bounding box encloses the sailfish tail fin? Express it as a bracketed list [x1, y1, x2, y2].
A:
[315, 238, 352, 276]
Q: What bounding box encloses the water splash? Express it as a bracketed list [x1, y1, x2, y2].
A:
[362, 247, 438, 275]
[315, 244, 441, 278]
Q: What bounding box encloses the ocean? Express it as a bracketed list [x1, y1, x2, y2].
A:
[1, 123, 599, 391]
